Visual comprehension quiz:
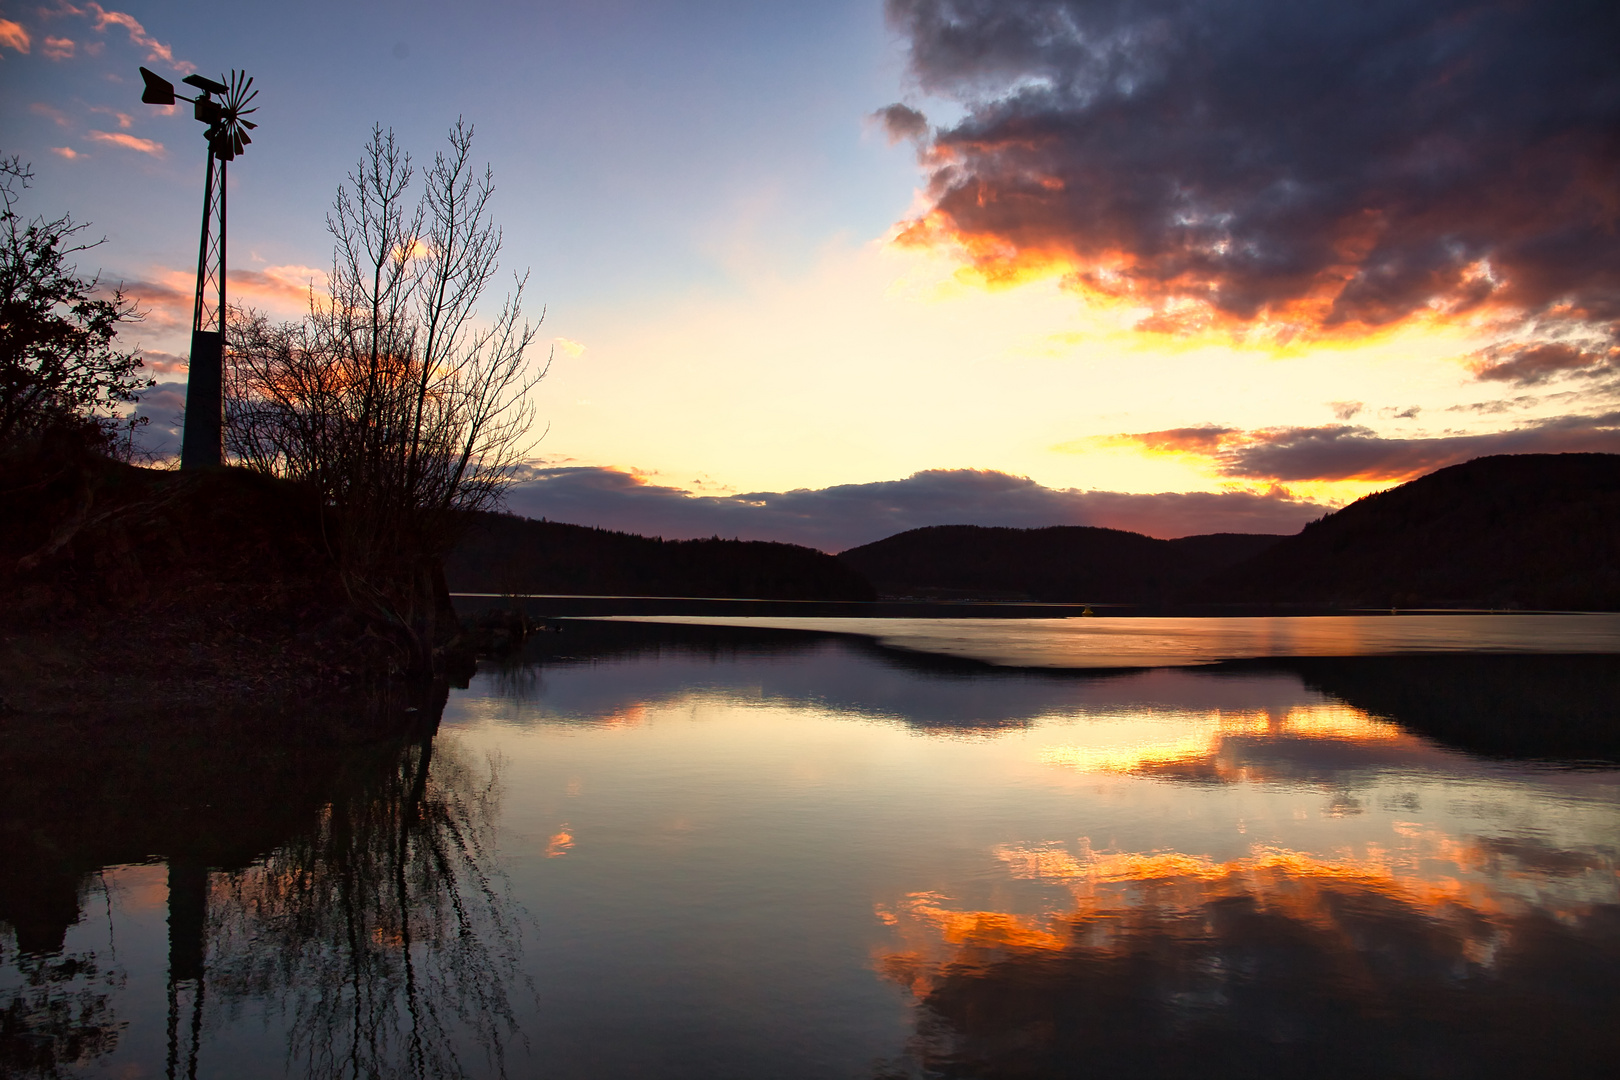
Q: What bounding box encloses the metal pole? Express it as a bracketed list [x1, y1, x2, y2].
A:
[181, 147, 224, 470]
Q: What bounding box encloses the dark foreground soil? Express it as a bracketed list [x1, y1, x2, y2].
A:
[1, 439, 432, 716]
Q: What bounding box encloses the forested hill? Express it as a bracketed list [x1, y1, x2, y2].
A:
[1201, 453, 1620, 609]
[836, 525, 1284, 602]
[446, 514, 877, 601]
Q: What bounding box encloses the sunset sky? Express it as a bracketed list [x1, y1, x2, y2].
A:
[4, 0, 1617, 548]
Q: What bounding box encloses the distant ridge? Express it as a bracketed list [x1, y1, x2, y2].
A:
[1203, 453, 1620, 610]
[446, 513, 876, 601]
[836, 525, 1283, 602]
[453, 454, 1620, 610]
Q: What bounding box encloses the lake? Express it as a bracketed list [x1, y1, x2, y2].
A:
[3, 616, 1618, 1078]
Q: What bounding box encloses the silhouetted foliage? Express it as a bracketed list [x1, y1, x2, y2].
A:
[448, 512, 878, 600]
[0, 156, 148, 456]
[838, 524, 1281, 602]
[226, 122, 547, 673]
[1203, 454, 1620, 609]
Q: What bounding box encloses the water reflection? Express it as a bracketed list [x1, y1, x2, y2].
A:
[3, 622, 1617, 1077]
[497, 619, 1620, 760]
[0, 699, 524, 1079]
[875, 841, 1620, 1079]
[205, 733, 522, 1080]
[0, 923, 124, 1076]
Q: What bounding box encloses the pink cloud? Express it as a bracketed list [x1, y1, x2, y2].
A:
[39, 2, 192, 72]
[139, 350, 187, 374]
[49, 146, 79, 159]
[43, 34, 73, 59]
[89, 104, 133, 128]
[83, 3, 192, 73]
[120, 275, 192, 331]
[31, 102, 70, 126]
[86, 130, 163, 155]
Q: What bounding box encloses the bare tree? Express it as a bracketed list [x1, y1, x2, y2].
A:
[227, 122, 548, 673]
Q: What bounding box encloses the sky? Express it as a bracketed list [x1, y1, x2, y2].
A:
[3, 0, 1617, 548]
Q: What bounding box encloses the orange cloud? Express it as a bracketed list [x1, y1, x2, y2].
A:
[49, 146, 79, 160]
[0, 19, 28, 52]
[86, 130, 162, 156]
[231, 264, 328, 311]
[883, 1, 1620, 365]
[43, 34, 73, 59]
[123, 264, 327, 338]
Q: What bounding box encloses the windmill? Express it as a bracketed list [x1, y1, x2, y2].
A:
[138, 66, 258, 469]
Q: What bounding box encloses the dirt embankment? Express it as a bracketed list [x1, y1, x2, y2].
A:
[1, 439, 431, 716]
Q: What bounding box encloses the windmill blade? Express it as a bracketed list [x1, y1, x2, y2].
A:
[240, 119, 258, 130]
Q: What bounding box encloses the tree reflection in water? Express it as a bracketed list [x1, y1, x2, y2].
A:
[0, 886, 125, 1079]
[205, 732, 526, 1080]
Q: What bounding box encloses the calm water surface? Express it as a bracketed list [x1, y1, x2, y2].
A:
[602, 612, 1620, 667]
[3, 618, 1618, 1078]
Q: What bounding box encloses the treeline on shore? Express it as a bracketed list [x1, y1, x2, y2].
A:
[446, 514, 876, 601]
[451, 453, 1620, 611]
[837, 527, 1281, 603]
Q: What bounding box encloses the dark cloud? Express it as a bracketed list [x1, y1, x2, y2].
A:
[884, 0, 1620, 348]
[873, 102, 930, 144]
[130, 380, 185, 459]
[500, 466, 1326, 550]
[1329, 401, 1364, 421]
[1470, 341, 1620, 385]
[1114, 413, 1620, 481]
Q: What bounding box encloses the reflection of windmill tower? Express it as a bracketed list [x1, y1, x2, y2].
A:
[138, 66, 258, 469]
[164, 858, 208, 1080]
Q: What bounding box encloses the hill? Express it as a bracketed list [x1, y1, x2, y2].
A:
[836, 525, 1283, 602]
[446, 513, 877, 601]
[1203, 453, 1620, 609]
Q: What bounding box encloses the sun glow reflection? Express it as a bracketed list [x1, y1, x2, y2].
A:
[1038, 703, 1403, 777]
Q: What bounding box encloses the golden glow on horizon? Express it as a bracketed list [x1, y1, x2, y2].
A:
[895, 207, 1530, 358]
[130, 226, 1545, 505]
[523, 234, 1519, 499]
